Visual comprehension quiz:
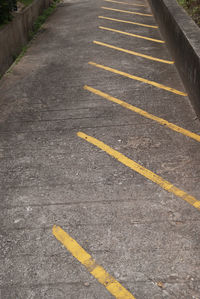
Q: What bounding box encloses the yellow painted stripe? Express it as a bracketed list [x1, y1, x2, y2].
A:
[88, 62, 187, 96]
[99, 26, 164, 43]
[93, 41, 174, 64]
[84, 85, 200, 142]
[101, 6, 152, 16]
[104, 0, 146, 7]
[98, 16, 158, 29]
[53, 225, 136, 299]
[77, 132, 200, 211]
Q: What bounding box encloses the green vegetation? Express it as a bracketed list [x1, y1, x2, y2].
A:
[0, 0, 17, 25]
[178, 0, 200, 26]
[28, 0, 59, 39]
[19, 0, 33, 6]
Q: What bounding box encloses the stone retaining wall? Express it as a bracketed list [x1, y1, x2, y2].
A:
[148, 0, 200, 118]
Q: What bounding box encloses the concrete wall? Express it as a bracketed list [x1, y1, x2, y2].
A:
[148, 0, 200, 118]
[0, 0, 52, 76]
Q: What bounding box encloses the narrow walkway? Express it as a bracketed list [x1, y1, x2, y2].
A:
[0, 0, 200, 298]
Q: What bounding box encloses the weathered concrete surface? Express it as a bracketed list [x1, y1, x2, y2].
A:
[0, 0, 200, 298]
[148, 0, 200, 118]
[0, 0, 52, 76]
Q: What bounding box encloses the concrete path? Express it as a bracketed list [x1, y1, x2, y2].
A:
[0, 0, 200, 298]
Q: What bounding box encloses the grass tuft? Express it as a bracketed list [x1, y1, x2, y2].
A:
[19, 0, 34, 7]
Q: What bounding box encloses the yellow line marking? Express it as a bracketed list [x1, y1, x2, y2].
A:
[77, 132, 200, 211]
[88, 62, 187, 96]
[53, 225, 136, 299]
[93, 41, 174, 64]
[101, 6, 153, 16]
[98, 16, 158, 29]
[104, 0, 146, 7]
[84, 85, 200, 142]
[99, 26, 164, 43]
